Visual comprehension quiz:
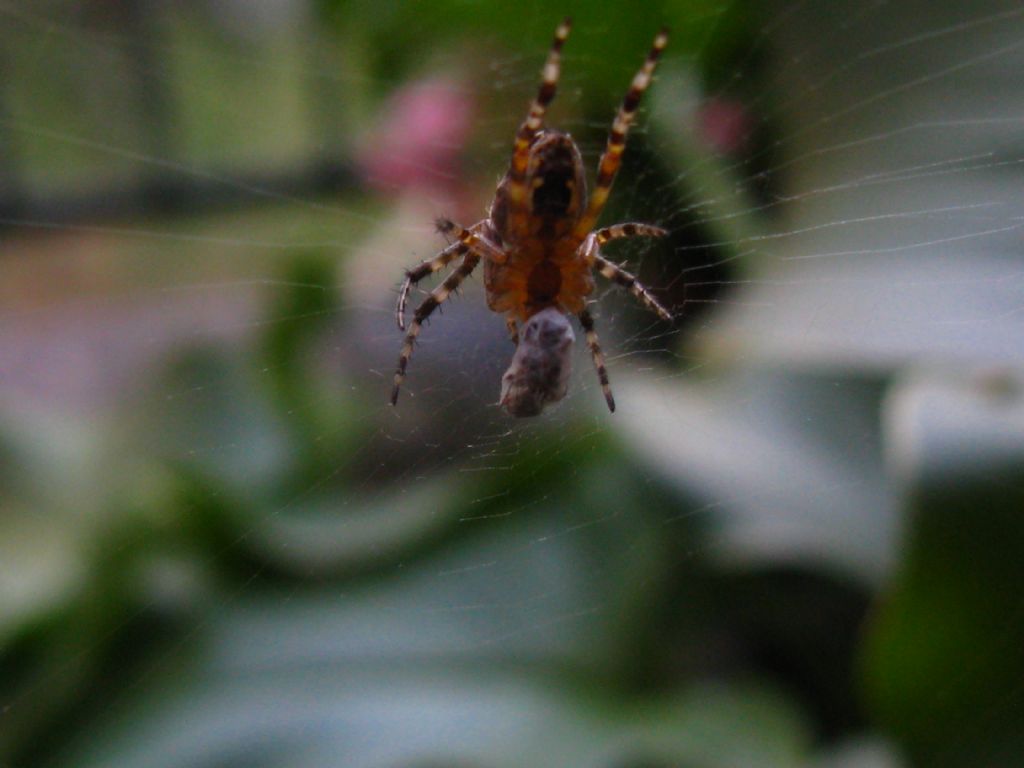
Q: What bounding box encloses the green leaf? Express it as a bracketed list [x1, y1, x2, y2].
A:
[861, 371, 1024, 765]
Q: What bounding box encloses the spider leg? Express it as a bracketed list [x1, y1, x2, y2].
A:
[591, 222, 668, 246]
[390, 252, 482, 406]
[396, 240, 468, 331]
[572, 28, 668, 241]
[505, 317, 519, 347]
[577, 307, 616, 413]
[398, 219, 505, 330]
[594, 254, 673, 321]
[505, 17, 571, 230]
[578, 224, 673, 321]
[436, 218, 507, 264]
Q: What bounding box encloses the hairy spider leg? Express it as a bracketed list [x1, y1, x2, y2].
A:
[579, 223, 673, 321]
[505, 17, 572, 238]
[390, 253, 482, 405]
[577, 307, 615, 413]
[435, 218, 507, 264]
[593, 253, 673, 321]
[592, 222, 668, 246]
[572, 28, 668, 241]
[396, 240, 469, 331]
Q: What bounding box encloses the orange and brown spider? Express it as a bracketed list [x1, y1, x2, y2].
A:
[391, 18, 672, 413]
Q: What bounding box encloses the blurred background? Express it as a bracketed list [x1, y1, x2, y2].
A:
[1, 1, 1023, 766]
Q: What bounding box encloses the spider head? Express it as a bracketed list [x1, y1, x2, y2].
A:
[525, 131, 586, 237]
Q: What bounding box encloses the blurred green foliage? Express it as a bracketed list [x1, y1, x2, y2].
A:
[315, 0, 756, 93]
[863, 459, 1024, 765]
[1, 2, 1023, 768]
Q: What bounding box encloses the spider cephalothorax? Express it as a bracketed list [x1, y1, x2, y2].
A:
[392, 18, 672, 414]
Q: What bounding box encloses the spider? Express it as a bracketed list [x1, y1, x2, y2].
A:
[391, 18, 672, 413]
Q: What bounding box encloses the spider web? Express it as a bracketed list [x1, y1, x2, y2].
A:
[1, 2, 1023, 766]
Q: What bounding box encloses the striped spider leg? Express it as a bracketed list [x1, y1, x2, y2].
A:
[573, 223, 672, 413]
[579, 223, 673, 321]
[568, 27, 669, 414]
[390, 220, 504, 405]
[503, 17, 571, 242]
[395, 219, 507, 331]
[572, 28, 668, 241]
